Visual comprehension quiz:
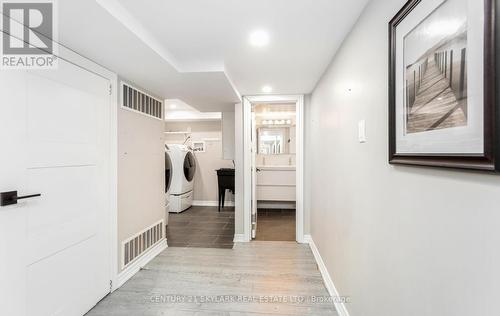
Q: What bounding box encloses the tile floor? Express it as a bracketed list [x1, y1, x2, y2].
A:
[256, 209, 296, 241]
[166, 206, 235, 248]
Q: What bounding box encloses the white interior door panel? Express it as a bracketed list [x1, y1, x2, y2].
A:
[0, 51, 111, 316]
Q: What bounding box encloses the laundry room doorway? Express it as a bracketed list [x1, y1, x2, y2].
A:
[164, 120, 235, 248]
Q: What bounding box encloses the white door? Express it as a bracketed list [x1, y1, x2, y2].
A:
[251, 112, 257, 239]
[0, 56, 112, 315]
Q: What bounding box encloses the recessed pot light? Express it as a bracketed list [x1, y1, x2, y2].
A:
[261, 85, 273, 93]
[249, 30, 270, 47]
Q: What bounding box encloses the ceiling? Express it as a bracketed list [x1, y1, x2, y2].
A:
[164, 99, 222, 121]
[56, 0, 369, 112]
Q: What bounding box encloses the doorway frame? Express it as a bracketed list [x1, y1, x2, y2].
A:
[243, 95, 305, 243]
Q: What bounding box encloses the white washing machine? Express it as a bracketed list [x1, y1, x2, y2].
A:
[167, 144, 196, 213]
[164, 145, 173, 223]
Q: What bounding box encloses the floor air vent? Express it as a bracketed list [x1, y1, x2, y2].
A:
[121, 83, 163, 119]
[122, 220, 164, 269]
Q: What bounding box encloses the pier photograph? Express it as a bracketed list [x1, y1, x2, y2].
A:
[403, 1, 467, 134]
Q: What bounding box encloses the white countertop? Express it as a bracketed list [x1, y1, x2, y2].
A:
[256, 165, 296, 171]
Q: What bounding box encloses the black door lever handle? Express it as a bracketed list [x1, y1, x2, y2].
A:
[0, 191, 41, 206]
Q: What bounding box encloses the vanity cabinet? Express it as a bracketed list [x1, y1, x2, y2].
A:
[256, 166, 296, 202]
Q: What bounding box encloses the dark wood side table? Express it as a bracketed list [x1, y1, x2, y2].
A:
[216, 168, 235, 212]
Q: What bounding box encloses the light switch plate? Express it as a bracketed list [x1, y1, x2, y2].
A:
[358, 120, 367, 143]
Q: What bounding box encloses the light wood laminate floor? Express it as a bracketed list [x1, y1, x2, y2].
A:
[86, 242, 337, 315]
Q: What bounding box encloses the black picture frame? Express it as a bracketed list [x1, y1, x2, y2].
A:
[388, 0, 499, 172]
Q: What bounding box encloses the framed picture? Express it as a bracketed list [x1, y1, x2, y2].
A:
[388, 0, 499, 171]
[192, 141, 206, 153]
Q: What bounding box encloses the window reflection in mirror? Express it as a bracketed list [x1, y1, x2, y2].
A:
[258, 127, 292, 155]
[254, 103, 297, 156]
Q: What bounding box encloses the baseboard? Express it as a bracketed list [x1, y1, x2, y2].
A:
[257, 201, 296, 209]
[307, 237, 350, 316]
[303, 234, 313, 244]
[233, 233, 248, 242]
[192, 200, 235, 207]
[115, 239, 168, 290]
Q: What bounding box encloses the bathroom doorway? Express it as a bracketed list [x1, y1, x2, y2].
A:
[252, 103, 297, 241]
[242, 95, 305, 243]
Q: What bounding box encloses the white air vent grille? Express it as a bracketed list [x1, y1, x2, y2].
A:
[122, 83, 163, 119]
[122, 220, 164, 268]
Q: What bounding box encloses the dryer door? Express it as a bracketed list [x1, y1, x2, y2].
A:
[165, 151, 172, 193]
[183, 151, 196, 182]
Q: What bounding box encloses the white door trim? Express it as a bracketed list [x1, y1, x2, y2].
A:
[242, 95, 305, 243]
[243, 97, 252, 242]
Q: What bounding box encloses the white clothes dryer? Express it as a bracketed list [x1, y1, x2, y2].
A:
[167, 144, 196, 213]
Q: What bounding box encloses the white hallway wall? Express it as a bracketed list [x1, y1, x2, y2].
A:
[305, 0, 500, 315]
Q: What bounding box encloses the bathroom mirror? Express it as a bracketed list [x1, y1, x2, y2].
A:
[257, 127, 294, 155]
